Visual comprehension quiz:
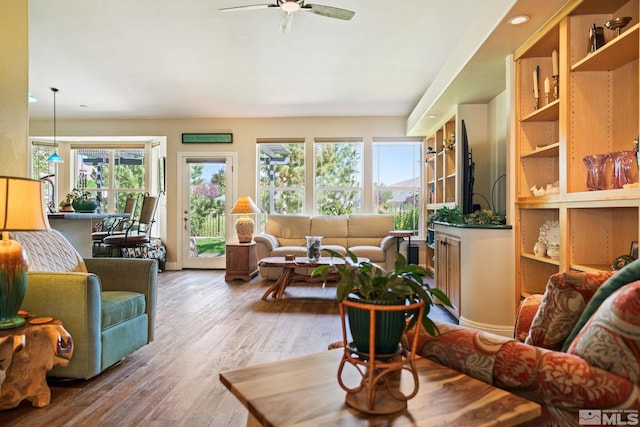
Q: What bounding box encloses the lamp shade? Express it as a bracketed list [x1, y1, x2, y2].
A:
[0, 177, 50, 329]
[230, 197, 260, 243]
[0, 176, 51, 231]
[230, 196, 261, 215]
[47, 151, 64, 163]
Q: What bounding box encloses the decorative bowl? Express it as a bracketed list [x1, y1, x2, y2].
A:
[72, 199, 99, 213]
[604, 16, 632, 35]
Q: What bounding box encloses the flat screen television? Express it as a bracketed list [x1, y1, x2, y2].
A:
[461, 120, 475, 215]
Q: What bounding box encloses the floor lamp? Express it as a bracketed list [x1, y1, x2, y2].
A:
[0, 177, 51, 329]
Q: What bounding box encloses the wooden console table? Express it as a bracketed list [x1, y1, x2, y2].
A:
[220, 349, 540, 426]
[0, 319, 73, 410]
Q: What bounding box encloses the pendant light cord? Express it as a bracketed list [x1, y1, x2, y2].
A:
[51, 87, 58, 147]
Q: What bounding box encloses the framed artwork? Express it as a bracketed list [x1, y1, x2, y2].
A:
[182, 133, 233, 144]
[158, 157, 166, 193]
[631, 241, 638, 259]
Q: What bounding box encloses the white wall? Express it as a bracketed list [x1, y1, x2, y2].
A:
[488, 90, 508, 217]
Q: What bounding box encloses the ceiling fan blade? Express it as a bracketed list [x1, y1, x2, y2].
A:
[303, 4, 355, 20]
[279, 11, 295, 35]
[219, 4, 278, 12]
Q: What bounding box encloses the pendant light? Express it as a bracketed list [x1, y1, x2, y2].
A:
[46, 87, 64, 163]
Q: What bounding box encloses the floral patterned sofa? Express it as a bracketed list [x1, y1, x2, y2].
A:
[408, 261, 640, 426]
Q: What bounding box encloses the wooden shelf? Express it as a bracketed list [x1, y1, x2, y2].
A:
[521, 142, 560, 158]
[571, 263, 613, 273]
[571, 23, 639, 72]
[514, 0, 640, 305]
[521, 99, 559, 122]
[521, 252, 560, 266]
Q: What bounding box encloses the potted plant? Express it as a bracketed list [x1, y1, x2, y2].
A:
[312, 249, 451, 354]
[58, 193, 75, 212]
[428, 205, 506, 226]
[64, 188, 99, 213]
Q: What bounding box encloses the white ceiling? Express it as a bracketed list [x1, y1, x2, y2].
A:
[27, 0, 566, 123]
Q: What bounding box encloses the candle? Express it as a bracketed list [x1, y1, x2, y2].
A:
[552, 50, 558, 76]
[533, 68, 539, 98]
[544, 77, 550, 94]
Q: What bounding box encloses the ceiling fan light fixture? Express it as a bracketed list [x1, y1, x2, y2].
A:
[280, 0, 301, 13]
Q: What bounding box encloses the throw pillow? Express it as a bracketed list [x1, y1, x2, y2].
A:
[566, 280, 640, 384]
[562, 259, 640, 351]
[524, 270, 612, 350]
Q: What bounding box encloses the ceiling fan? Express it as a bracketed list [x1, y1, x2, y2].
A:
[220, 0, 355, 34]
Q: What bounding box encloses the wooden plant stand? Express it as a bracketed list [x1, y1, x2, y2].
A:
[337, 299, 425, 414]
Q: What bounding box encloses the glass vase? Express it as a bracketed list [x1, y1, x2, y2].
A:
[306, 236, 323, 262]
[583, 153, 609, 191]
[609, 150, 635, 189]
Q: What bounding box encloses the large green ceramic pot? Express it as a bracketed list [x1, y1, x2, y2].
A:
[72, 199, 99, 213]
[346, 293, 406, 355]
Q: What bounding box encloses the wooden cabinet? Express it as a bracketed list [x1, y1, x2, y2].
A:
[514, 0, 640, 303]
[435, 223, 515, 336]
[225, 242, 258, 282]
[434, 229, 461, 319]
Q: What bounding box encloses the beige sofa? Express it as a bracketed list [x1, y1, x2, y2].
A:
[254, 214, 397, 279]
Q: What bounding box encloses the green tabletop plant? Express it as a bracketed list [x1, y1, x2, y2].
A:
[60, 188, 99, 213]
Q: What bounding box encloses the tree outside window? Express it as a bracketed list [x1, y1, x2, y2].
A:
[74, 148, 146, 214]
[315, 142, 362, 215]
[258, 143, 305, 216]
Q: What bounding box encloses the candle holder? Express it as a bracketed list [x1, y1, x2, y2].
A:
[534, 97, 539, 110]
[552, 75, 559, 100]
[545, 91, 552, 105]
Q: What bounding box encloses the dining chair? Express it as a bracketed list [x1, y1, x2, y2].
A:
[92, 196, 138, 256]
[103, 194, 159, 257]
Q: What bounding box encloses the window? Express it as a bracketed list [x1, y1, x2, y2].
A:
[315, 140, 363, 215]
[256, 137, 424, 237]
[257, 141, 305, 216]
[31, 142, 58, 212]
[372, 140, 423, 232]
[73, 147, 146, 213]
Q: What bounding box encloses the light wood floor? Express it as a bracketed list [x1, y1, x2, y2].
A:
[0, 269, 456, 426]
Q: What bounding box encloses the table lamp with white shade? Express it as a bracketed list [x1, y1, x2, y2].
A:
[0, 176, 50, 329]
[230, 196, 260, 243]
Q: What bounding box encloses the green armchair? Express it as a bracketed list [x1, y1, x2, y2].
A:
[12, 229, 158, 380]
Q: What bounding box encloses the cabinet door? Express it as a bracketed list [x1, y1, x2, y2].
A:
[434, 233, 448, 295]
[434, 232, 461, 319]
[445, 236, 461, 319]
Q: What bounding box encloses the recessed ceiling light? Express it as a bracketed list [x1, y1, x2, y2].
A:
[281, 0, 300, 12]
[428, 115, 437, 119]
[509, 15, 530, 25]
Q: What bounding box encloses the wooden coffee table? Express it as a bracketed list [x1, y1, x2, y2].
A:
[259, 256, 367, 300]
[220, 349, 541, 426]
